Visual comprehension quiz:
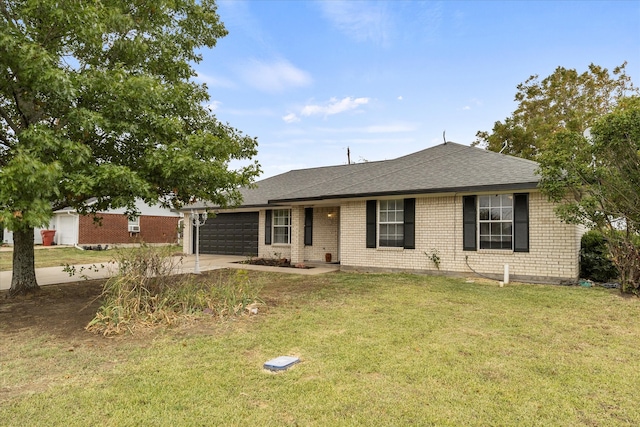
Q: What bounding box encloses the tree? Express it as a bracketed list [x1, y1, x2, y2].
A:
[537, 96, 640, 293]
[474, 63, 637, 159]
[0, 1, 260, 296]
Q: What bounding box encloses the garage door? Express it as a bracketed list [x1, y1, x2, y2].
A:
[195, 212, 259, 256]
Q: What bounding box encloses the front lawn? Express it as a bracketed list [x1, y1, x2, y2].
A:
[1, 271, 638, 426]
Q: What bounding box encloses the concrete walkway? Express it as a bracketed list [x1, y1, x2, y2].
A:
[0, 254, 340, 291]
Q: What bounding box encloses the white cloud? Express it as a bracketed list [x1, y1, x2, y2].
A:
[301, 97, 370, 117]
[319, 0, 391, 45]
[460, 98, 482, 111]
[206, 101, 222, 111]
[194, 71, 236, 89]
[240, 59, 312, 93]
[397, 96, 403, 101]
[282, 113, 300, 123]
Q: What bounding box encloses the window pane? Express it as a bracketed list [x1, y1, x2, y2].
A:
[501, 194, 513, 206]
[502, 223, 512, 236]
[273, 228, 288, 244]
[479, 208, 489, 220]
[491, 223, 501, 236]
[490, 208, 501, 220]
[479, 196, 490, 207]
[480, 223, 490, 235]
[502, 208, 512, 220]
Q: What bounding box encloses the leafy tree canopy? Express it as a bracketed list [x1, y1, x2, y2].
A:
[538, 96, 640, 292]
[474, 62, 638, 159]
[0, 0, 260, 294]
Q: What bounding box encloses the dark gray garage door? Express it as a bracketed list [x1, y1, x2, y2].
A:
[195, 212, 259, 256]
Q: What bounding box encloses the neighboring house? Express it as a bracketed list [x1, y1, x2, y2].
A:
[3, 199, 181, 246]
[183, 142, 583, 284]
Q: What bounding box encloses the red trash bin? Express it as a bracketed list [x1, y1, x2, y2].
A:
[41, 230, 56, 246]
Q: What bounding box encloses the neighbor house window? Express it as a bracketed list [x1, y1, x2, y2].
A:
[379, 199, 404, 247]
[128, 216, 140, 233]
[478, 195, 513, 249]
[272, 209, 291, 244]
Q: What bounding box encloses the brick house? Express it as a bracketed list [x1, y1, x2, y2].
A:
[183, 143, 583, 284]
[3, 199, 181, 246]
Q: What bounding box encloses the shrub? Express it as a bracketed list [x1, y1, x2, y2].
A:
[580, 230, 618, 283]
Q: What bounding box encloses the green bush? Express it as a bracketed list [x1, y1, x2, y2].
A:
[580, 230, 618, 282]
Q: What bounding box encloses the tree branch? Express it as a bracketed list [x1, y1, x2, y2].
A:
[0, 104, 20, 134]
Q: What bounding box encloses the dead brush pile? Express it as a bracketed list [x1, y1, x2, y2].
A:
[86, 246, 262, 336]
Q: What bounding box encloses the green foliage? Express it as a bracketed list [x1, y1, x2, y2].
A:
[0, 0, 260, 293]
[87, 247, 262, 336]
[579, 231, 618, 283]
[538, 96, 640, 292]
[425, 248, 441, 270]
[474, 63, 637, 160]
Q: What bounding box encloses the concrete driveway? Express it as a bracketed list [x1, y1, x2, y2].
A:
[0, 253, 340, 291]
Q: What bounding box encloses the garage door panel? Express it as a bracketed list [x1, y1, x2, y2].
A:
[195, 212, 258, 256]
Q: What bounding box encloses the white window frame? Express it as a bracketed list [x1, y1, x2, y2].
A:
[272, 209, 291, 244]
[378, 199, 404, 247]
[478, 194, 513, 250]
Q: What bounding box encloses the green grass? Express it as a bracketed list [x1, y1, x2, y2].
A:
[2, 272, 639, 426]
[0, 245, 182, 271]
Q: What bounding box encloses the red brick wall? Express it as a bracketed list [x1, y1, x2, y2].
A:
[78, 214, 179, 245]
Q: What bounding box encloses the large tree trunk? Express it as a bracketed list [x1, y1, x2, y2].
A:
[9, 227, 39, 296]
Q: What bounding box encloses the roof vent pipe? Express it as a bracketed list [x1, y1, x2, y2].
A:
[504, 264, 510, 285]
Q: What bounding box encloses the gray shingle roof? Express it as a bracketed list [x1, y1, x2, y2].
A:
[187, 142, 539, 209]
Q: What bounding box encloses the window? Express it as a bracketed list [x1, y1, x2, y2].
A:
[128, 217, 140, 233]
[272, 209, 291, 244]
[379, 199, 404, 247]
[463, 193, 529, 252]
[478, 195, 513, 249]
[366, 199, 415, 249]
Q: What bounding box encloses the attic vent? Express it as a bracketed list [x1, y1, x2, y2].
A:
[128, 225, 140, 233]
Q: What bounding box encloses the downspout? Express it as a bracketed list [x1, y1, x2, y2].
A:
[454, 193, 457, 262]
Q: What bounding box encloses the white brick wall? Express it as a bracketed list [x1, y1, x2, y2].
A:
[246, 191, 581, 283]
[258, 209, 292, 261]
[339, 192, 581, 284]
[257, 206, 340, 263]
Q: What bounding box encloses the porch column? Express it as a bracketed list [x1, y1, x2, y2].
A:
[182, 212, 193, 254]
[290, 206, 305, 264]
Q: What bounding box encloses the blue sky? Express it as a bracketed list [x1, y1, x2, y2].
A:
[195, 0, 640, 179]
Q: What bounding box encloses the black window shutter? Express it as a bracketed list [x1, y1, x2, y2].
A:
[304, 208, 313, 246]
[403, 198, 415, 249]
[463, 196, 477, 251]
[264, 209, 272, 245]
[366, 200, 377, 248]
[513, 193, 529, 252]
